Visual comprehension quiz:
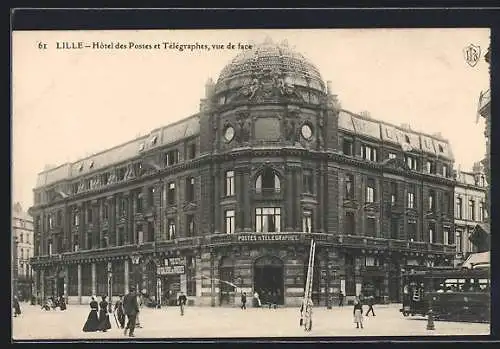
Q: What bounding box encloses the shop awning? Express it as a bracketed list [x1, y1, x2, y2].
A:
[469, 223, 490, 252]
[461, 251, 490, 269]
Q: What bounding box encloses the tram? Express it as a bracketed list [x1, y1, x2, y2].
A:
[400, 265, 490, 323]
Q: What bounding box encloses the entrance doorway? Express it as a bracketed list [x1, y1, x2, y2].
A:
[56, 277, 64, 298]
[219, 257, 235, 306]
[254, 256, 284, 305]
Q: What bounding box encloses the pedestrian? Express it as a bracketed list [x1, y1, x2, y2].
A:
[178, 291, 187, 316]
[339, 291, 344, 307]
[240, 292, 247, 310]
[365, 295, 376, 316]
[135, 292, 143, 328]
[353, 296, 364, 329]
[123, 287, 139, 337]
[13, 296, 22, 317]
[253, 290, 261, 308]
[82, 296, 100, 332]
[114, 295, 126, 329]
[98, 295, 112, 332]
[59, 295, 67, 311]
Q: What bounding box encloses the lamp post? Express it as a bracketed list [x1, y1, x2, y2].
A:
[107, 262, 112, 312]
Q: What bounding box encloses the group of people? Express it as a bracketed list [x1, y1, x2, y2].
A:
[249, 289, 280, 309]
[41, 295, 67, 311]
[82, 288, 188, 336]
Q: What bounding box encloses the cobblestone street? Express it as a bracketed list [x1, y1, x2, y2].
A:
[12, 303, 489, 340]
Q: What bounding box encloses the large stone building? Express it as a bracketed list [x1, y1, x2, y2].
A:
[29, 40, 456, 307]
[453, 163, 488, 267]
[12, 202, 35, 300]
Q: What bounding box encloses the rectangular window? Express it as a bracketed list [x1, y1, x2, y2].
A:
[117, 227, 124, 246]
[188, 143, 196, 159]
[86, 233, 92, 250]
[168, 219, 176, 240]
[136, 224, 143, 245]
[361, 144, 378, 161]
[225, 210, 235, 234]
[165, 149, 179, 166]
[468, 200, 475, 221]
[428, 223, 435, 244]
[407, 186, 415, 209]
[366, 178, 375, 203]
[456, 197, 463, 219]
[405, 155, 418, 170]
[48, 240, 52, 255]
[186, 177, 195, 202]
[225, 171, 235, 196]
[147, 187, 155, 208]
[342, 139, 353, 156]
[187, 215, 195, 236]
[388, 152, 397, 160]
[302, 209, 313, 233]
[344, 212, 355, 235]
[443, 228, 451, 245]
[136, 193, 143, 213]
[255, 207, 281, 233]
[428, 190, 435, 211]
[456, 230, 462, 253]
[303, 171, 314, 194]
[442, 165, 448, 177]
[390, 182, 397, 206]
[120, 197, 127, 216]
[168, 182, 176, 205]
[366, 217, 376, 237]
[390, 218, 399, 239]
[72, 211, 79, 226]
[103, 203, 109, 220]
[86, 208, 93, 223]
[345, 174, 354, 199]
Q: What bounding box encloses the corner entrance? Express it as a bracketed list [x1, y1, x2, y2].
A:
[253, 256, 284, 305]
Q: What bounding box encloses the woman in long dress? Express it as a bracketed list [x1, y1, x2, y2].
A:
[98, 295, 112, 332]
[353, 297, 364, 329]
[82, 296, 100, 332]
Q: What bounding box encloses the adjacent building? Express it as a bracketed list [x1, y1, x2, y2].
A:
[29, 40, 456, 307]
[12, 202, 35, 300]
[453, 163, 488, 267]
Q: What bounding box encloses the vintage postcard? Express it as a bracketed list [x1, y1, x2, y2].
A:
[12, 27, 491, 340]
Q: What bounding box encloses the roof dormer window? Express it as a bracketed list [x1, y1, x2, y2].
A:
[89, 160, 94, 169]
[438, 144, 444, 153]
[78, 163, 84, 172]
[151, 136, 158, 145]
[405, 135, 410, 143]
[139, 143, 145, 151]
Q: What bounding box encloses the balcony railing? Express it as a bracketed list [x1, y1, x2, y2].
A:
[30, 232, 456, 265]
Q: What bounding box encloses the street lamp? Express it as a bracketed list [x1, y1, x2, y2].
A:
[131, 255, 141, 294]
[107, 262, 113, 312]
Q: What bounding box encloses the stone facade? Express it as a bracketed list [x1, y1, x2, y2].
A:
[29, 40, 456, 306]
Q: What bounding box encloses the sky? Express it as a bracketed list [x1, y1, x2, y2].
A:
[12, 28, 490, 211]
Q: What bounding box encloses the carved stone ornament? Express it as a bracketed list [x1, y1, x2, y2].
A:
[238, 68, 296, 102]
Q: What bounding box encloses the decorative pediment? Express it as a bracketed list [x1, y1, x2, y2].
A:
[124, 164, 136, 181]
[107, 172, 117, 185]
[77, 181, 85, 193]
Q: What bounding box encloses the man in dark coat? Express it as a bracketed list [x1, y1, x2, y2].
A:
[123, 287, 140, 337]
[240, 292, 247, 310]
[13, 296, 21, 317]
[365, 295, 376, 316]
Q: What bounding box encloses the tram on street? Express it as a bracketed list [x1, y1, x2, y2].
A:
[400, 265, 490, 323]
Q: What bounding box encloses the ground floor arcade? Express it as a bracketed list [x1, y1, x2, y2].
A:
[31, 234, 454, 307]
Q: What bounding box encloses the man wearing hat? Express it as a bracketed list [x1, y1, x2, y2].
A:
[123, 286, 140, 337]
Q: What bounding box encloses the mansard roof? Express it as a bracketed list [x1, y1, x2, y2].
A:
[35, 114, 200, 189]
[338, 110, 454, 160]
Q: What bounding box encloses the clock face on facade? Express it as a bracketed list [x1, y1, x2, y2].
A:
[301, 124, 313, 140]
[224, 126, 235, 142]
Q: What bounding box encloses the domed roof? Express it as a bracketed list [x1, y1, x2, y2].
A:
[215, 38, 325, 94]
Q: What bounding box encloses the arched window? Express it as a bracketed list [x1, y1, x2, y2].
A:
[255, 168, 280, 193]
